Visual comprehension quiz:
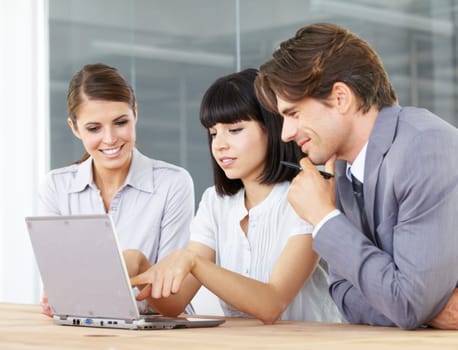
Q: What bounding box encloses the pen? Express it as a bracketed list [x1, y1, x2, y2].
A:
[280, 161, 334, 180]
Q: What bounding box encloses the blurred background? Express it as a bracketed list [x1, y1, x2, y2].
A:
[1, 0, 457, 310]
[48, 0, 458, 198]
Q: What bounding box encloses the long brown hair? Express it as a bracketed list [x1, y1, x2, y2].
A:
[67, 63, 137, 163]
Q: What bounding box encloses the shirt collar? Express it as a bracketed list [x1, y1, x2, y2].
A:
[69, 148, 155, 193]
[346, 143, 368, 183]
[233, 188, 249, 220]
[232, 182, 285, 220]
[69, 156, 94, 193]
[125, 148, 155, 193]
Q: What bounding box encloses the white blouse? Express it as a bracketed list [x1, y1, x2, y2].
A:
[190, 182, 342, 322]
[38, 148, 195, 263]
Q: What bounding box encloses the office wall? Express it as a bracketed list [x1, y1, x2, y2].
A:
[0, 0, 47, 303]
[48, 0, 458, 204]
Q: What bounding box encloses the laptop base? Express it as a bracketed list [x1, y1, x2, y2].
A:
[54, 315, 225, 330]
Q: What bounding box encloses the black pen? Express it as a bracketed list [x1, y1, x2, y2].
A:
[280, 161, 334, 180]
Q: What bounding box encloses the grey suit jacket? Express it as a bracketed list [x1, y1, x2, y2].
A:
[313, 105, 458, 329]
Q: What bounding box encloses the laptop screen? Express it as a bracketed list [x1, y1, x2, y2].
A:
[26, 214, 140, 320]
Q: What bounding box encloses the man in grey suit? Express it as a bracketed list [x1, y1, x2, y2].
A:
[254, 23, 458, 330]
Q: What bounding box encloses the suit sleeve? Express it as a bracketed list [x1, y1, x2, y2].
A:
[314, 129, 458, 329]
[327, 267, 394, 326]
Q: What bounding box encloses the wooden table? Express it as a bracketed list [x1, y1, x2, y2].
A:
[0, 303, 457, 349]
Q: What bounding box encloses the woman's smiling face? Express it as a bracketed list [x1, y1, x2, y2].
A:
[68, 98, 137, 172]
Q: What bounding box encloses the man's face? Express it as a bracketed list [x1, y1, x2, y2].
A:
[276, 95, 350, 165]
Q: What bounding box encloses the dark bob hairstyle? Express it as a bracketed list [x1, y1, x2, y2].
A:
[199, 68, 303, 196]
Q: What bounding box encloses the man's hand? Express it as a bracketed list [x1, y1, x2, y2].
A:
[428, 289, 458, 329]
[288, 156, 336, 226]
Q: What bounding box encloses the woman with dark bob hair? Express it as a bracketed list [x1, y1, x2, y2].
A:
[126, 69, 342, 323]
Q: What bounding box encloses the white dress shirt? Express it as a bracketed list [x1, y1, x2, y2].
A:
[346, 143, 368, 183]
[190, 182, 342, 322]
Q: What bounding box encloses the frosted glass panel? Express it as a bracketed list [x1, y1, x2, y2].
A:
[49, 0, 458, 202]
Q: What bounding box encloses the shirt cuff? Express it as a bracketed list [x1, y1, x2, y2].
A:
[312, 209, 341, 238]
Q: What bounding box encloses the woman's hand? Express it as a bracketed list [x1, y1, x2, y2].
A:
[131, 249, 196, 300]
[40, 294, 53, 317]
[123, 249, 151, 277]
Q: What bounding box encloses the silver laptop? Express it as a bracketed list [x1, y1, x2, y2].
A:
[25, 214, 224, 330]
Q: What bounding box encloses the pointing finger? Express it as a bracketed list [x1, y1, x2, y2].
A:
[136, 284, 152, 301]
[130, 270, 151, 287]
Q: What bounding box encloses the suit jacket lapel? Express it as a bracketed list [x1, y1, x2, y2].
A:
[335, 160, 362, 230]
[335, 160, 354, 213]
[364, 105, 401, 242]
